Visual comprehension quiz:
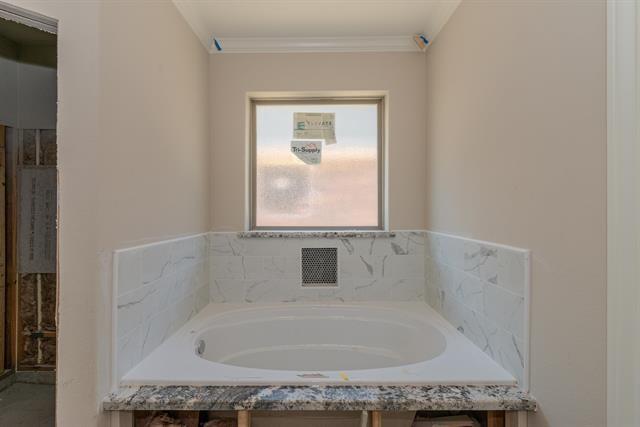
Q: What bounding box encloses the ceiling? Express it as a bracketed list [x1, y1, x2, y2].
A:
[173, 0, 461, 53]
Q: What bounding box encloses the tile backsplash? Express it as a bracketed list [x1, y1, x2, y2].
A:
[114, 233, 209, 381]
[208, 231, 427, 303]
[424, 231, 529, 388]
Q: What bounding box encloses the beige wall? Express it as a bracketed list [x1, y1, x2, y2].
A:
[424, 1, 606, 426]
[98, 1, 210, 249]
[6, 1, 210, 426]
[209, 53, 427, 230]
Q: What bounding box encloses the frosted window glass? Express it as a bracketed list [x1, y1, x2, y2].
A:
[254, 102, 380, 228]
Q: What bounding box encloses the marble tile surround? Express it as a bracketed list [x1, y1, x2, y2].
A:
[113, 230, 529, 390]
[424, 231, 530, 388]
[209, 231, 427, 303]
[114, 234, 209, 381]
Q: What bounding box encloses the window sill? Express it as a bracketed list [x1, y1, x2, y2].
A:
[238, 231, 396, 239]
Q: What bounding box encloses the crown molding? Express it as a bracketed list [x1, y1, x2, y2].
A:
[172, 0, 462, 55]
[208, 36, 420, 54]
[0, 1, 57, 34]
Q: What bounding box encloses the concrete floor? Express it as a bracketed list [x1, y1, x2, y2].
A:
[0, 382, 55, 426]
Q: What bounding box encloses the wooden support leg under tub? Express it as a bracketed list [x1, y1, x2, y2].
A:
[487, 411, 505, 427]
[371, 410, 382, 427]
[237, 410, 251, 427]
[360, 411, 382, 426]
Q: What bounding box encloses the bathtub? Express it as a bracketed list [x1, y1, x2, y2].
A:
[121, 302, 516, 386]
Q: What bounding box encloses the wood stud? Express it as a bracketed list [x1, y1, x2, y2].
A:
[371, 410, 382, 427]
[237, 410, 251, 427]
[487, 410, 506, 427]
[5, 126, 17, 371]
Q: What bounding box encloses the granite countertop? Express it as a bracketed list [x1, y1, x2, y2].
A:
[103, 384, 536, 412]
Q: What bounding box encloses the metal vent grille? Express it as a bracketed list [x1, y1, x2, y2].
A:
[301, 248, 338, 287]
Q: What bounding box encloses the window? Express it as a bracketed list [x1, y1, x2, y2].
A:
[250, 97, 385, 230]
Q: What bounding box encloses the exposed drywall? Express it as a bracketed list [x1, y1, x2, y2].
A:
[209, 52, 427, 230]
[424, 1, 606, 426]
[5, 1, 210, 426]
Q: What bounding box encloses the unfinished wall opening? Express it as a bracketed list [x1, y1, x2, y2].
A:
[0, 8, 57, 426]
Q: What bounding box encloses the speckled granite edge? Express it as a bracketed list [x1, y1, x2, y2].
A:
[103, 385, 536, 412]
[237, 231, 396, 238]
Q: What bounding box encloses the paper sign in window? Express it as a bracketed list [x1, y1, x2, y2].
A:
[293, 112, 336, 144]
[291, 140, 322, 165]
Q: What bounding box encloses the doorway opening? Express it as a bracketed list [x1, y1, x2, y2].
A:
[0, 5, 57, 426]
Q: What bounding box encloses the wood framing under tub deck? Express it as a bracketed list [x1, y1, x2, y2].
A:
[104, 384, 536, 426]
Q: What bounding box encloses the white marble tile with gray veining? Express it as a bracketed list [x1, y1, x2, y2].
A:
[210, 255, 246, 279]
[117, 282, 160, 337]
[339, 231, 426, 257]
[339, 255, 384, 279]
[141, 243, 174, 285]
[424, 231, 529, 387]
[385, 254, 425, 278]
[209, 232, 245, 256]
[244, 256, 300, 280]
[208, 232, 427, 304]
[481, 282, 525, 340]
[116, 248, 142, 296]
[426, 288, 526, 385]
[389, 277, 426, 300]
[351, 278, 392, 300]
[140, 310, 173, 360]
[170, 238, 197, 270]
[114, 234, 211, 381]
[115, 231, 527, 391]
[426, 232, 464, 268]
[116, 325, 143, 381]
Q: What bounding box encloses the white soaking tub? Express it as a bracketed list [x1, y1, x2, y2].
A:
[121, 302, 516, 386]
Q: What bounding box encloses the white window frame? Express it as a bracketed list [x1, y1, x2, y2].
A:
[249, 96, 386, 231]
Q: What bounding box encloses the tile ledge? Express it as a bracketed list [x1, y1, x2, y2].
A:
[237, 231, 396, 239]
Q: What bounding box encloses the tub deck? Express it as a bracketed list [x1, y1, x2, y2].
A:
[120, 302, 517, 386]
